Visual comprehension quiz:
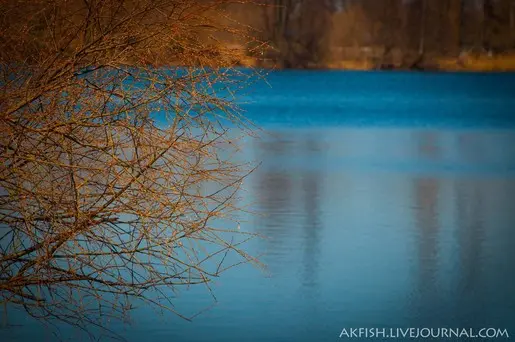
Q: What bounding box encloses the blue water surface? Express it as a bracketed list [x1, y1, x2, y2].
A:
[3, 71, 515, 342]
[239, 71, 515, 128]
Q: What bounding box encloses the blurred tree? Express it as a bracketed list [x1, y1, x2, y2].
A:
[262, 0, 333, 67]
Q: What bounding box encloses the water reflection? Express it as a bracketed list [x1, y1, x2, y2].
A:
[454, 180, 486, 325]
[255, 133, 325, 294]
[413, 177, 440, 319]
[412, 132, 441, 323]
[255, 135, 295, 251]
[4, 127, 515, 342]
[249, 127, 515, 336]
[299, 137, 323, 291]
[453, 132, 487, 326]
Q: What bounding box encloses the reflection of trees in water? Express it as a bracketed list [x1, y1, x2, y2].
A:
[414, 177, 439, 284]
[455, 181, 484, 287]
[453, 132, 486, 314]
[412, 131, 441, 321]
[414, 133, 440, 288]
[255, 135, 295, 240]
[300, 137, 323, 291]
[453, 183, 485, 326]
[413, 176, 440, 311]
[253, 133, 324, 295]
[417, 131, 441, 160]
[411, 130, 487, 325]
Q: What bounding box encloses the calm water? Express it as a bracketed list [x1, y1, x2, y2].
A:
[4, 71, 515, 341]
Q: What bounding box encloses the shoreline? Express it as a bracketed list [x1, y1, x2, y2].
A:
[241, 53, 515, 73]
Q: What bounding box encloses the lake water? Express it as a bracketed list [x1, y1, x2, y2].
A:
[3, 71, 515, 341]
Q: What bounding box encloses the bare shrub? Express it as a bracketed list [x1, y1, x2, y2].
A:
[0, 0, 263, 339]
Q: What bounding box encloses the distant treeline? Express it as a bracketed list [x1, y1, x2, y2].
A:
[228, 0, 515, 69]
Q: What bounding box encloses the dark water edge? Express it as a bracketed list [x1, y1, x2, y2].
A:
[2, 71, 515, 342]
